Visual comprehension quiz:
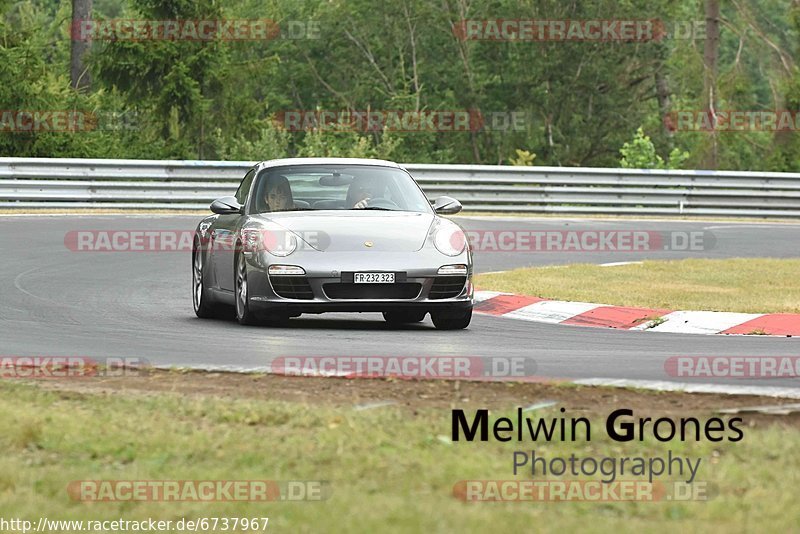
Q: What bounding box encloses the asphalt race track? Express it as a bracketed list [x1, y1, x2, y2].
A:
[1, 214, 798, 389]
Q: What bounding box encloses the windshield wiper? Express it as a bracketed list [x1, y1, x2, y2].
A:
[350, 207, 397, 211]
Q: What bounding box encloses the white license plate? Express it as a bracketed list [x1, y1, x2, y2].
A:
[354, 272, 395, 284]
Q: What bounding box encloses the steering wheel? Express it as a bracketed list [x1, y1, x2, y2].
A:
[365, 197, 400, 209]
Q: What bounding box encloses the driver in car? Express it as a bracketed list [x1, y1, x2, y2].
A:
[346, 177, 381, 209]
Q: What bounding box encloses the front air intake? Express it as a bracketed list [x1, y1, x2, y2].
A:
[270, 276, 314, 299]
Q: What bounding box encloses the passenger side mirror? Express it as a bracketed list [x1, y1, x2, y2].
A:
[210, 196, 243, 215]
[432, 196, 462, 215]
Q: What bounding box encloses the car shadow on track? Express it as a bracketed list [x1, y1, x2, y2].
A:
[184, 313, 442, 331]
[278, 318, 436, 331]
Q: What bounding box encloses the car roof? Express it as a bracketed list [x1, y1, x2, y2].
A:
[254, 157, 401, 171]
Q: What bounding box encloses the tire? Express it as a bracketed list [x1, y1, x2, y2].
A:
[383, 310, 427, 325]
[193, 241, 224, 318]
[234, 251, 261, 326]
[234, 251, 291, 326]
[430, 307, 472, 330]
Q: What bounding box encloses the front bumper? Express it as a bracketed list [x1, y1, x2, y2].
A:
[244, 250, 473, 313]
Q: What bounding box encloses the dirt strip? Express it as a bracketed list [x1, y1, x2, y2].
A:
[18, 369, 800, 429]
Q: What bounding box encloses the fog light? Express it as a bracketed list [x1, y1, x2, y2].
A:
[438, 264, 468, 275]
[268, 265, 306, 276]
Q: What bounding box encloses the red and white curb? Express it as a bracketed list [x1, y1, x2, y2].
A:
[474, 291, 799, 336]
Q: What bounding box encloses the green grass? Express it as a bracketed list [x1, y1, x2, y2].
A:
[1, 382, 799, 532]
[475, 258, 800, 313]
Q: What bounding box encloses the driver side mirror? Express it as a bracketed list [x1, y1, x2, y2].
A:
[210, 196, 243, 215]
[432, 196, 462, 215]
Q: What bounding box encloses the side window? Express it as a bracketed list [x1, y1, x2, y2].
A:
[235, 169, 256, 206]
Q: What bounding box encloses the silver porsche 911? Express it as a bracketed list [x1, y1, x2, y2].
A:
[192, 158, 474, 329]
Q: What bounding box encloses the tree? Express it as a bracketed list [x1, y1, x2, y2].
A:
[70, 0, 92, 90]
[702, 0, 721, 168]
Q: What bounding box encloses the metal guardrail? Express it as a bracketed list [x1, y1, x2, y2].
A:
[1, 157, 799, 217]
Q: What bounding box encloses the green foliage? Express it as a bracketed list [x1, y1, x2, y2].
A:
[0, 0, 152, 158]
[0, 0, 797, 170]
[509, 149, 536, 166]
[216, 120, 290, 161]
[295, 128, 400, 160]
[620, 128, 689, 170]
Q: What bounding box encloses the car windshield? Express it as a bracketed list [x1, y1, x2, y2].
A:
[251, 165, 433, 214]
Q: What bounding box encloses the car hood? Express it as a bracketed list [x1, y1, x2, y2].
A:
[254, 211, 436, 252]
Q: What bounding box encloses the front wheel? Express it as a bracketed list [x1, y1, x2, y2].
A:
[235, 252, 260, 325]
[235, 252, 289, 326]
[193, 242, 224, 318]
[430, 307, 472, 330]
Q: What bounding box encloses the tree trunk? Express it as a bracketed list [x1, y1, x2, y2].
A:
[702, 0, 721, 168]
[70, 0, 92, 91]
[653, 39, 673, 142]
[655, 71, 672, 139]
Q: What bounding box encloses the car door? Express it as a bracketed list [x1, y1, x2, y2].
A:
[211, 168, 256, 291]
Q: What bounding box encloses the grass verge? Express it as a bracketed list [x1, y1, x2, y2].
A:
[475, 258, 800, 313]
[1, 378, 799, 532]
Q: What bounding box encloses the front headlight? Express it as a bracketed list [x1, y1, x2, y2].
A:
[265, 230, 297, 257]
[433, 220, 466, 256]
[242, 228, 297, 257]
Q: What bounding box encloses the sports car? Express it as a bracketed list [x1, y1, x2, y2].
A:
[192, 158, 473, 329]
